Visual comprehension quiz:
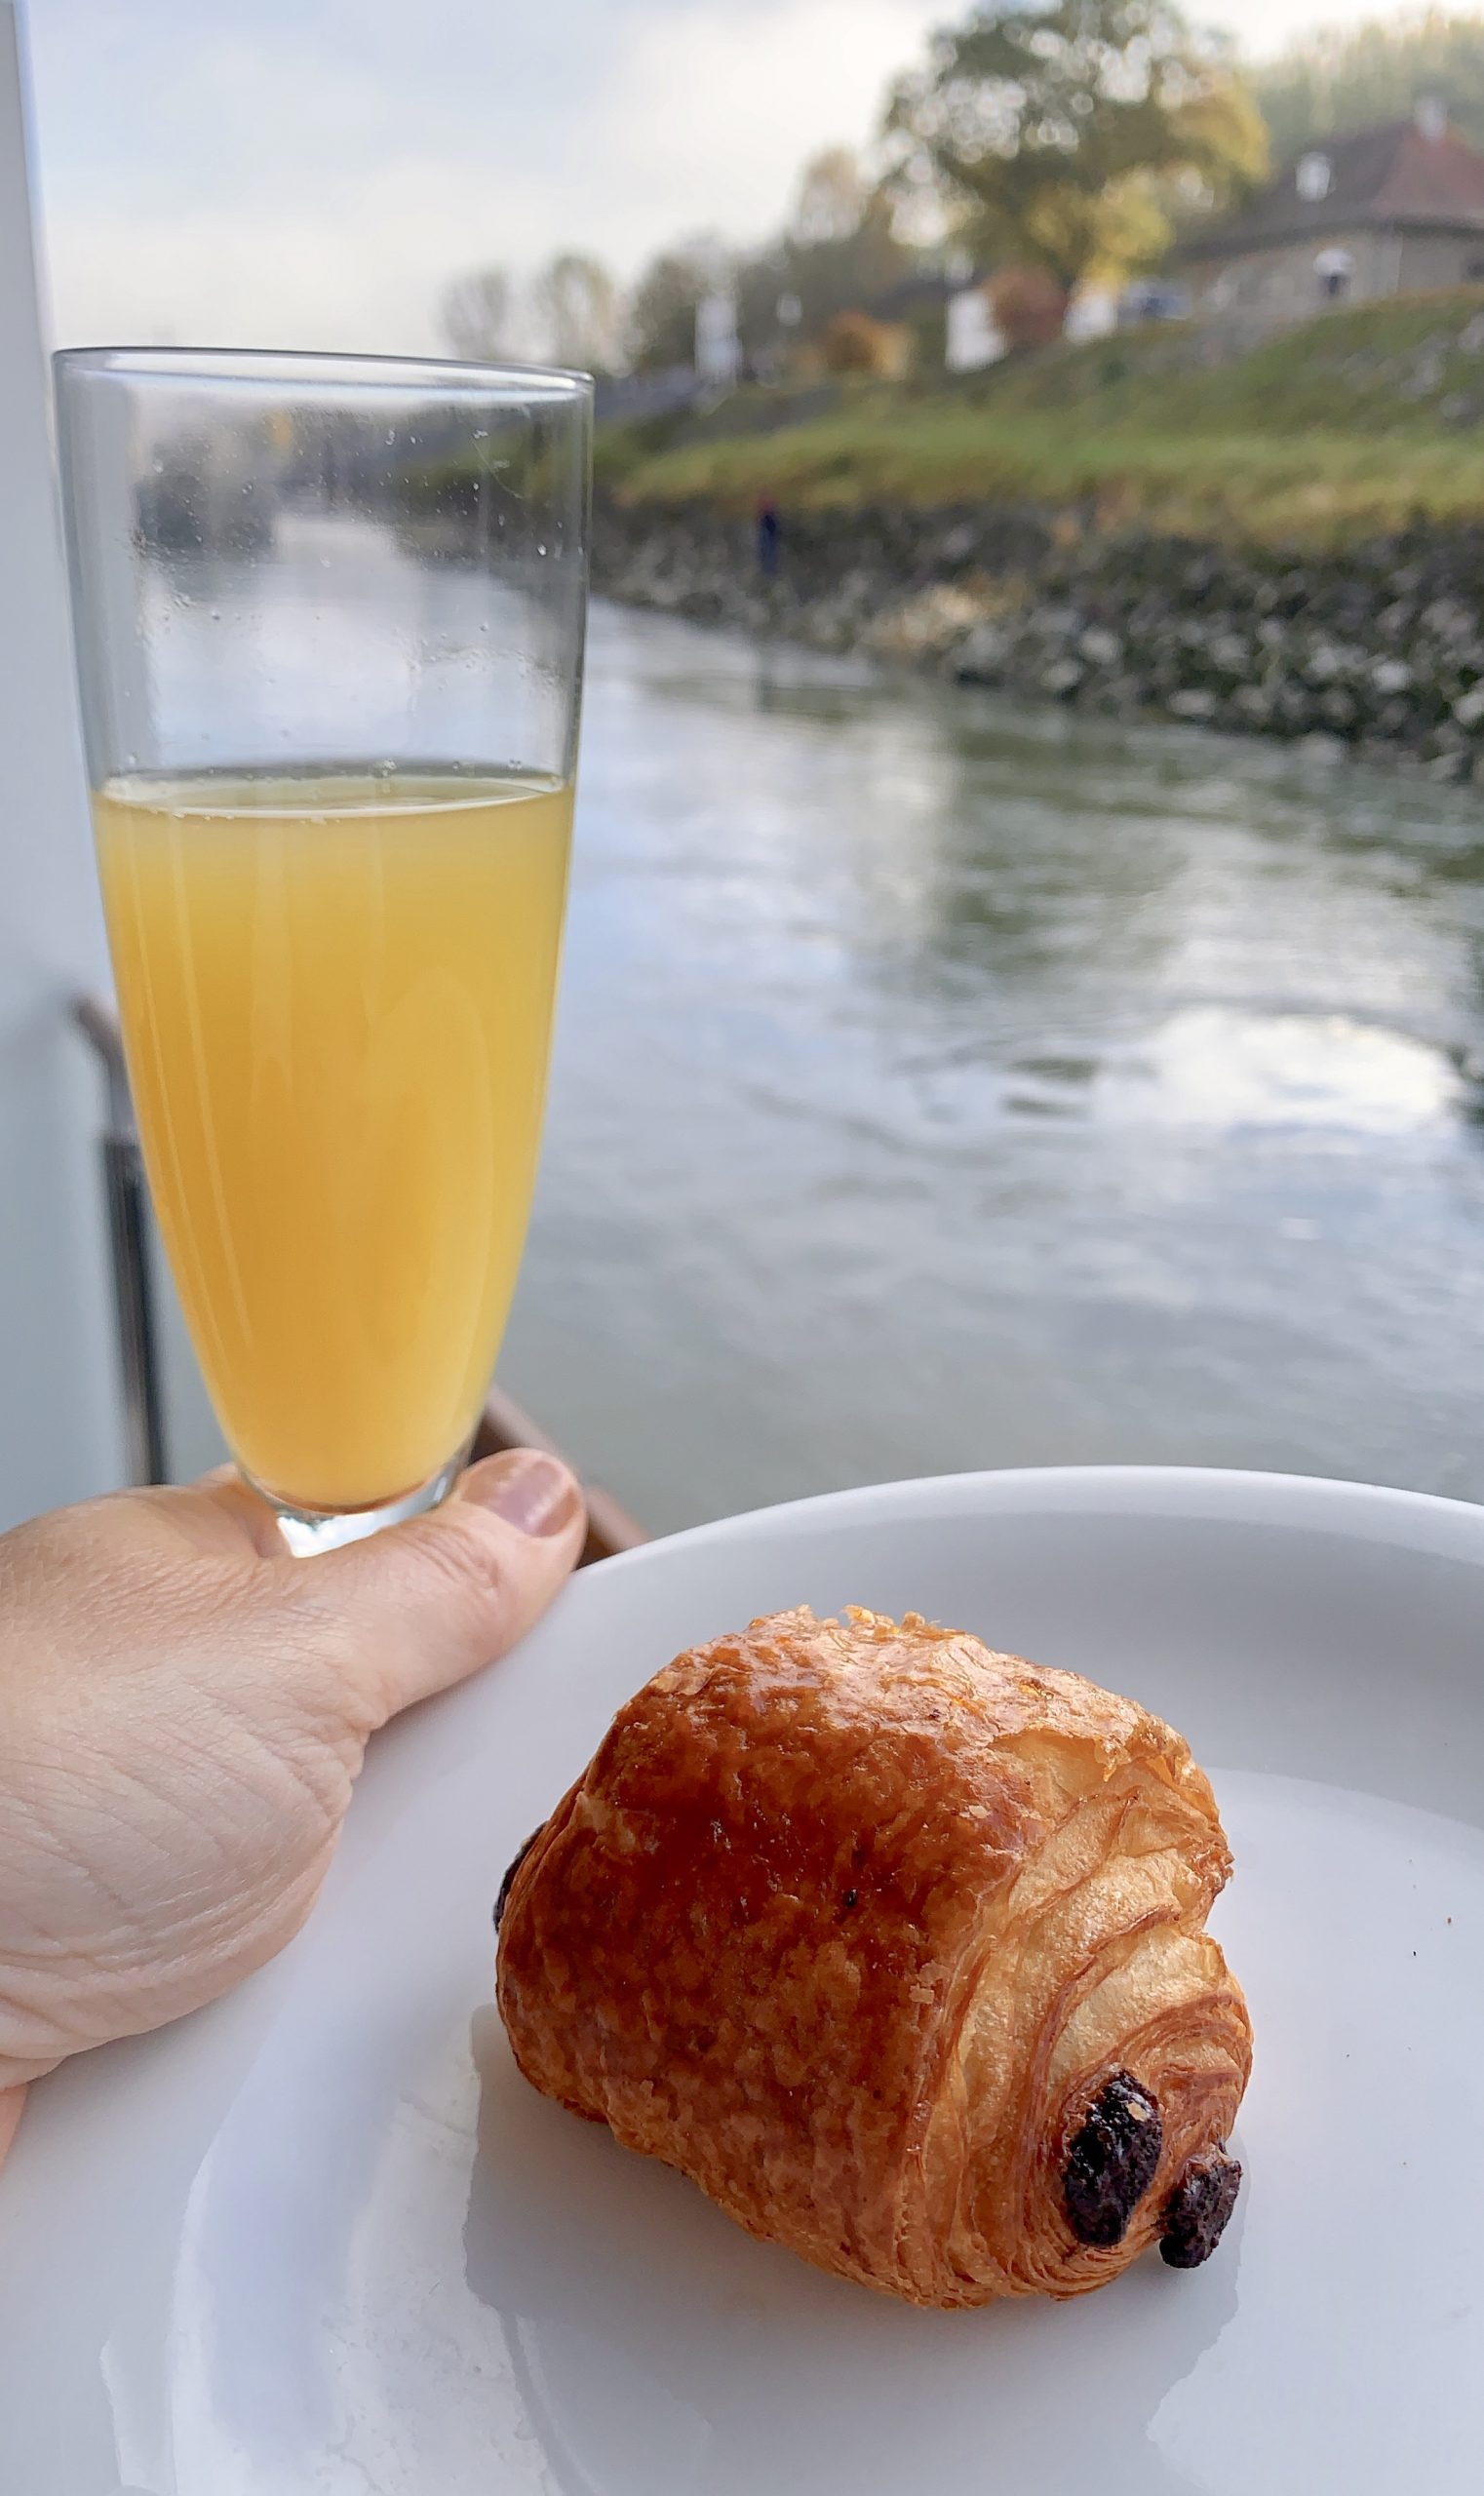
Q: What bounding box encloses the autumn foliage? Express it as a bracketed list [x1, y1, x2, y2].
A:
[988, 265, 1073, 351]
[821, 311, 912, 376]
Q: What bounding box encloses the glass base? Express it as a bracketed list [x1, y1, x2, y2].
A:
[250, 1445, 471, 1556]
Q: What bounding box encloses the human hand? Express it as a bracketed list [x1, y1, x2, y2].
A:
[0, 1449, 585, 2164]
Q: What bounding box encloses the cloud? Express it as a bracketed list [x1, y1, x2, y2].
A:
[22, 0, 1407, 353]
[27, 0, 948, 353]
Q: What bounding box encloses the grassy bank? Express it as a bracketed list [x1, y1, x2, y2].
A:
[605, 293, 1484, 545]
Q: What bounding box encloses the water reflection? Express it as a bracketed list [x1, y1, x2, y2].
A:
[144, 570, 1484, 1522]
[494, 604, 1484, 1527]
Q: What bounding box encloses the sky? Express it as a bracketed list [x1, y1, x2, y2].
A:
[20, 0, 1423, 356]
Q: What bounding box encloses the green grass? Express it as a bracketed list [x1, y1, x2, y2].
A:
[607, 292, 1484, 544]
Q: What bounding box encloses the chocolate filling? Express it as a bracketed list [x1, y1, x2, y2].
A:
[1064, 2070, 1164, 2247]
[493, 1826, 544, 1931]
[1159, 2148, 1242, 2268]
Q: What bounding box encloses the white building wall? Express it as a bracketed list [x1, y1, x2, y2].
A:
[1191, 226, 1441, 331]
[946, 287, 1006, 372]
[1398, 230, 1484, 292]
[1065, 287, 1118, 342]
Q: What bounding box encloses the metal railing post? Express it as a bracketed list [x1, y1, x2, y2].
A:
[73, 995, 168, 1487]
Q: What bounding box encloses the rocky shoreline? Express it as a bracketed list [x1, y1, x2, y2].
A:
[594, 497, 1484, 779]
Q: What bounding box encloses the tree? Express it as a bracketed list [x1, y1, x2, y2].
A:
[531, 253, 621, 373]
[989, 264, 1074, 348]
[885, 1, 1269, 298]
[792, 146, 868, 244]
[1255, 9, 1484, 162]
[727, 149, 914, 367]
[781, 188, 912, 338]
[733, 244, 795, 366]
[440, 267, 514, 363]
[820, 310, 909, 374]
[625, 246, 718, 371]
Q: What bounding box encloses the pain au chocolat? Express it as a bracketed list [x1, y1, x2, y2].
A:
[496, 1606, 1250, 2307]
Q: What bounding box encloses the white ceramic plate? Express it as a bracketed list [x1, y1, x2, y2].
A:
[3, 1466, 1482, 2495]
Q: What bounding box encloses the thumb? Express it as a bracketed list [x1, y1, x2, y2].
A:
[305, 1448, 586, 1723]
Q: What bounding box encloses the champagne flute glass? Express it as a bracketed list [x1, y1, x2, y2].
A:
[56, 348, 591, 1551]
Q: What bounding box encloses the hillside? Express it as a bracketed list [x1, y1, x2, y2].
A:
[604, 294, 1484, 544]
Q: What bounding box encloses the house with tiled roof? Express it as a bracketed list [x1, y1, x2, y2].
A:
[1180, 99, 1484, 332]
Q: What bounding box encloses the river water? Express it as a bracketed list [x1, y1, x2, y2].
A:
[493, 599, 1484, 1532]
[151, 562, 1484, 1533]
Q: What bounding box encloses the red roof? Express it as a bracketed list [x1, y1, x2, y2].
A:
[1183, 117, 1484, 261]
[1376, 117, 1484, 219]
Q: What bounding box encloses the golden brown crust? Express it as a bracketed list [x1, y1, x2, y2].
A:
[496, 1608, 1251, 2307]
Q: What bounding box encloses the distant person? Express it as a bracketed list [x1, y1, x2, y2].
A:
[755, 493, 782, 582]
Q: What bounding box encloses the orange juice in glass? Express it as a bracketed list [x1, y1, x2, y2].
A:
[58, 350, 591, 1549]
